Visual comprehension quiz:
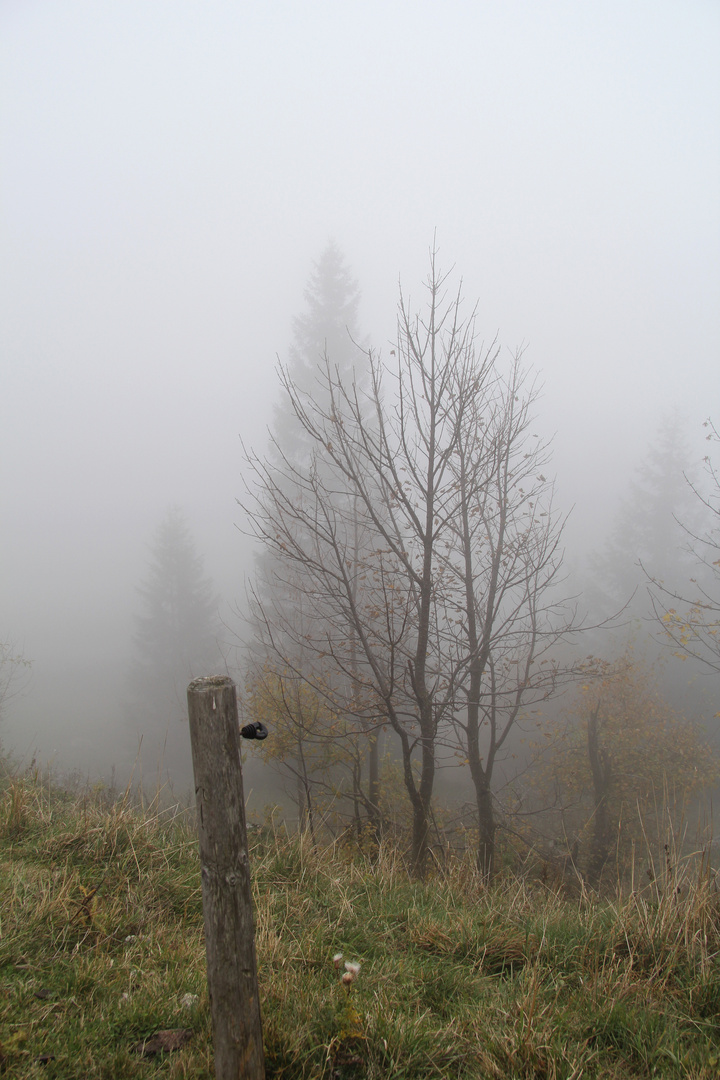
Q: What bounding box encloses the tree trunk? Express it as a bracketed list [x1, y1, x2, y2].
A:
[476, 779, 496, 880]
[394, 719, 433, 879]
[296, 770, 305, 831]
[410, 724, 435, 878]
[410, 796, 432, 878]
[368, 730, 380, 838]
[587, 798, 611, 890]
[586, 703, 612, 889]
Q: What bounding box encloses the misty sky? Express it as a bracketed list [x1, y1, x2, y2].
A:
[1, 0, 718, 773]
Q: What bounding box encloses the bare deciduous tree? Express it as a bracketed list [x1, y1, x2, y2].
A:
[648, 419, 720, 674]
[444, 358, 578, 877]
[243, 251, 576, 877]
[0, 639, 32, 734]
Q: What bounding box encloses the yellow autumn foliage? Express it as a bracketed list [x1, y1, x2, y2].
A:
[245, 662, 348, 770]
[531, 649, 718, 873]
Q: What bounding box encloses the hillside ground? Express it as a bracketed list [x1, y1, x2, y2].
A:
[2, 772, 720, 1078]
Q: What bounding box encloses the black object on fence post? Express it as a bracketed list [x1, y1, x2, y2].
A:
[187, 675, 265, 1080]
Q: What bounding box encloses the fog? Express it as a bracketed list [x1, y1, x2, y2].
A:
[1, 1, 718, 789]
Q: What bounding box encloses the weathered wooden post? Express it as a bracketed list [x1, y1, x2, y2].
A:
[187, 675, 265, 1080]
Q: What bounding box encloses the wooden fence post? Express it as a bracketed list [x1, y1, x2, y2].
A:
[187, 675, 265, 1080]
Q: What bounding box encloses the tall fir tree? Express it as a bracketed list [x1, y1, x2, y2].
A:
[248, 243, 377, 829]
[271, 240, 366, 469]
[128, 506, 220, 782]
[587, 414, 700, 629]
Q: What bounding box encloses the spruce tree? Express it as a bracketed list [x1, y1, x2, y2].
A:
[587, 415, 700, 626]
[271, 239, 366, 469]
[249, 243, 376, 830]
[128, 506, 220, 782]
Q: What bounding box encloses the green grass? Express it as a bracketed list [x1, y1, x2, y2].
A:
[2, 774, 720, 1078]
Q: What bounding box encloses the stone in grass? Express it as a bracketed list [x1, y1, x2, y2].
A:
[132, 1029, 193, 1056]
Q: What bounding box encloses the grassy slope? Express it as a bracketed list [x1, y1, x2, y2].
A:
[1, 776, 720, 1079]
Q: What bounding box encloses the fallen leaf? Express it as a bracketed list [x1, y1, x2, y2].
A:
[132, 1029, 193, 1056]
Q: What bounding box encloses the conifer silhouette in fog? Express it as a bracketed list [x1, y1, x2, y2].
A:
[127, 506, 220, 780]
[272, 239, 366, 470]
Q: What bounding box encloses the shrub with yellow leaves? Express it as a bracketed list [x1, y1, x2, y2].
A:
[529, 648, 718, 888]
